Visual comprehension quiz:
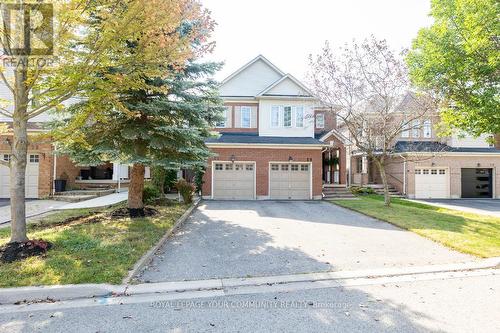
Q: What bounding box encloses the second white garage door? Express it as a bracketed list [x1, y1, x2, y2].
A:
[0, 154, 40, 199]
[415, 168, 449, 199]
[212, 162, 255, 200]
[269, 163, 311, 200]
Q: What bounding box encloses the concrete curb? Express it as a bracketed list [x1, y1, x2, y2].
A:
[0, 284, 124, 305]
[0, 256, 498, 306]
[121, 198, 201, 285]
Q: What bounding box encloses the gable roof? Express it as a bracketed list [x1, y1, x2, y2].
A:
[257, 74, 314, 97]
[221, 55, 285, 85]
[219, 55, 316, 99]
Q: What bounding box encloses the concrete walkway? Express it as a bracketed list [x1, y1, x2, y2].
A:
[0, 200, 67, 224]
[410, 199, 500, 217]
[139, 201, 473, 283]
[0, 191, 128, 225]
[59, 191, 128, 210]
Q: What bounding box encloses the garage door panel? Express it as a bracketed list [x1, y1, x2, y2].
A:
[213, 162, 255, 200]
[269, 163, 311, 200]
[415, 168, 448, 199]
[0, 155, 39, 199]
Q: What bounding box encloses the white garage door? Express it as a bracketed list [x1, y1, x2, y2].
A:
[212, 162, 255, 200]
[270, 163, 311, 200]
[0, 154, 40, 199]
[415, 168, 449, 199]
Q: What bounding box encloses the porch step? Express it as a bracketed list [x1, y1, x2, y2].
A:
[55, 189, 115, 197]
[51, 194, 98, 203]
[322, 186, 356, 199]
[366, 184, 405, 198]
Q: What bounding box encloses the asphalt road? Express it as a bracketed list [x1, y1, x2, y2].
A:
[139, 201, 471, 283]
[0, 274, 498, 333]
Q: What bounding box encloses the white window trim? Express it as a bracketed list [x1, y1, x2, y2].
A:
[283, 106, 292, 128]
[423, 119, 432, 138]
[316, 113, 325, 129]
[215, 107, 229, 128]
[240, 106, 252, 128]
[412, 120, 421, 138]
[270, 106, 281, 128]
[295, 106, 304, 128]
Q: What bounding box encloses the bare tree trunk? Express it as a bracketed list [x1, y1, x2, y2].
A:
[374, 158, 391, 207]
[128, 163, 145, 218]
[10, 67, 29, 243]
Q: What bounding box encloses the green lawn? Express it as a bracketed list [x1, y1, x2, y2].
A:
[0, 203, 187, 288]
[331, 195, 500, 258]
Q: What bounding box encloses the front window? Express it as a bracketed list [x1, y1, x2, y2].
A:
[316, 113, 325, 128]
[295, 106, 304, 127]
[412, 120, 421, 138]
[401, 121, 410, 138]
[241, 106, 251, 128]
[271, 106, 280, 127]
[283, 106, 292, 127]
[423, 119, 432, 138]
[215, 107, 229, 128]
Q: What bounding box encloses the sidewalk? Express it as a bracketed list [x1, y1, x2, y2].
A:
[59, 191, 128, 210]
[0, 258, 498, 306]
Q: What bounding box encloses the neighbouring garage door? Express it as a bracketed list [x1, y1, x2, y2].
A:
[270, 163, 311, 200]
[461, 168, 493, 198]
[0, 154, 40, 199]
[415, 168, 449, 199]
[212, 162, 255, 200]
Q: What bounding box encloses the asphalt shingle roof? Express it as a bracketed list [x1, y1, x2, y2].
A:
[205, 133, 324, 145]
[394, 141, 500, 154]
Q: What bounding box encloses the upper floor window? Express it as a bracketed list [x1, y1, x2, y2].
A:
[271, 106, 280, 127]
[316, 113, 325, 128]
[412, 120, 421, 138]
[295, 106, 304, 127]
[401, 121, 410, 138]
[283, 106, 292, 127]
[215, 107, 229, 128]
[240, 106, 252, 128]
[423, 119, 432, 138]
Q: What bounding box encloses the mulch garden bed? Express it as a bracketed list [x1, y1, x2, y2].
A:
[0, 240, 53, 264]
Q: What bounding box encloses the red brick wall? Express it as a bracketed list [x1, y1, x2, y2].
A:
[202, 147, 323, 198]
[314, 109, 336, 134]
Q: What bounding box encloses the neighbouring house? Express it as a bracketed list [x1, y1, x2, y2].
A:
[0, 109, 151, 199]
[202, 55, 348, 200]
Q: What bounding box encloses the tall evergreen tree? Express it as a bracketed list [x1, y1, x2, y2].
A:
[52, 61, 224, 216]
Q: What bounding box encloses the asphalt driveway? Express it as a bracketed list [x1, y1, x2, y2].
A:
[139, 201, 473, 283]
[414, 199, 500, 217]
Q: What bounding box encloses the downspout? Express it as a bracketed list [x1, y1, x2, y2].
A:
[399, 153, 407, 196]
[117, 163, 121, 193]
[52, 144, 57, 196]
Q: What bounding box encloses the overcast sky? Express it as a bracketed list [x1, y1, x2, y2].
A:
[201, 0, 433, 81]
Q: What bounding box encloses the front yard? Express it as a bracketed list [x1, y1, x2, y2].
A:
[332, 195, 500, 258]
[0, 203, 187, 288]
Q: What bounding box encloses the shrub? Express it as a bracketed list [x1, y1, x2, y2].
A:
[350, 186, 375, 195]
[175, 178, 195, 204]
[143, 183, 161, 205]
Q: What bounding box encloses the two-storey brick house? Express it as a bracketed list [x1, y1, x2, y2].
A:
[201, 55, 347, 200]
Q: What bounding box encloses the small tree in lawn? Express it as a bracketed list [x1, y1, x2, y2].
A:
[52, 61, 224, 216]
[309, 37, 435, 206]
[0, 0, 212, 242]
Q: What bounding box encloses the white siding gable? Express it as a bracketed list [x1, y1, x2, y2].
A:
[220, 58, 283, 97]
[262, 77, 311, 97]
